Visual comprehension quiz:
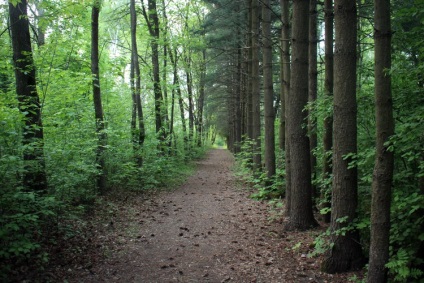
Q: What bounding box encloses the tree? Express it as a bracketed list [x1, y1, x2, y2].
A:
[285, 0, 318, 230]
[246, 0, 254, 150]
[169, 47, 188, 152]
[185, 53, 195, 148]
[168, 46, 179, 153]
[196, 48, 206, 147]
[280, 0, 291, 216]
[8, 0, 47, 192]
[367, 0, 394, 281]
[251, 0, 261, 172]
[321, 0, 334, 223]
[130, 0, 145, 166]
[34, 0, 46, 47]
[321, 0, 364, 273]
[308, 0, 318, 199]
[143, 0, 165, 141]
[91, 0, 107, 193]
[263, 0, 276, 179]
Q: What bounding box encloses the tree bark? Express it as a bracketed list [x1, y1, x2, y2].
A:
[234, 41, 243, 153]
[186, 55, 194, 149]
[130, 0, 145, 166]
[91, 0, 107, 193]
[286, 0, 318, 231]
[279, 40, 285, 151]
[146, 0, 164, 142]
[367, 0, 393, 281]
[321, 0, 364, 273]
[170, 49, 188, 152]
[170, 48, 188, 152]
[9, 0, 47, 192]
[246, 0, 253, 162]
[321, 0, 334, 223]
[162, 1, 169, 143]
[263, 0, 276, 179]
[197, 50, 206, 148]
[35, 0, 45, 47]
[281, 0, 291, 216]
[169, 47, 177, 154]
[308, 0, 318, 201]
[278, 0, 289, 151]
[251, 0, 261, 173]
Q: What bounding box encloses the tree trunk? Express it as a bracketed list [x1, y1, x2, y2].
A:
[197, 50, 206, 148]
[130, 0, 145, 166]
[35, 0, 45, 47]
[281, 0, 291, 216]
[186, 56, 194, 149]
[9, 0, 47, 192]
[147, 0, 164, 142]
[234, 42, 243, 153]
[251, 0, 261, 173]
[169, 47, 177, 154]
[228, 77, 235, 152]
[321, 0, 364, 273]
[171, 49, 188, 153]
[246, 0, 253, 160]
[162, 2, 169, 145]
[91, 0, 107, 193]
[263, 0, 276, 179]
[130, 53, 137, 149]
[308, 0, 318, 201]
[279, 23, 285, 151]
[178, 91, 188, 153]
[321, 0, 334, 223]
[367, 0, 393, 281]
[285, 0, 318, 231]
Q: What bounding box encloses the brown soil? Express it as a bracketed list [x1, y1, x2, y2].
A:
[54, 149, 364, 282]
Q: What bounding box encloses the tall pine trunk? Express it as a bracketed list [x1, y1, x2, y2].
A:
[321, 0, 334, 223]
[263, 0, 276, 179]
[367, 0, 394, 281]
[286, 0, 318, 231]
[9, 0, 47, 192]
[91, 0, 107, 193]
[281, 0, 291, 216]
[234, 40, 243, 153]
[245, 0, 254, 166]
[251, 0, 261, 173]
[279, 19, 285, 152]
[308, 0, 318, 201]
[321, 0, 364, 273]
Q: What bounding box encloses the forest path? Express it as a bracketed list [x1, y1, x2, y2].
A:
[66, 149, 353, 282]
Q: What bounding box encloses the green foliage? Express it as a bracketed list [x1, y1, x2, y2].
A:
[0, 0, 210, 279]
[234, 139, 285, 200]
[249, 167, 285, 200]
[386, 248, 423, 282]
[0, 189, 57, 278]
[309, 228, 333, 258]
[386, 190, 424, 282]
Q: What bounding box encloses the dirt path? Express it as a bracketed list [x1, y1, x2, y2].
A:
[63, 149, 360, 282]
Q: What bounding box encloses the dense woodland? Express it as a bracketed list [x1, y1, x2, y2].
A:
[0, 0, 423, 282]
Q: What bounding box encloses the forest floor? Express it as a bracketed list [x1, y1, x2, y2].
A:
[49, 149, 364, 282]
